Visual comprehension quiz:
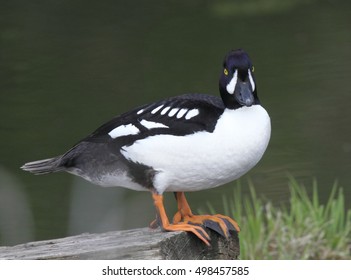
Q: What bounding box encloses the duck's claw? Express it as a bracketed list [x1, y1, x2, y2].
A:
[202, 216, 239, 237]
[183, 214, 240, 238]
[213, 214, 240, 232]
[202, 219, 228, 237]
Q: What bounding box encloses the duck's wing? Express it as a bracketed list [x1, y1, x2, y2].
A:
[83, 93, 225, 146]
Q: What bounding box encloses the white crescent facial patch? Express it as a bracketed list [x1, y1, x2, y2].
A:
[226, 70, 238, 94]
[248, 69, 255, 92]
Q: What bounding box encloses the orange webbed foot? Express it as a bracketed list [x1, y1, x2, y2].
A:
[172, 192, 240, 238]
[183, 214, 239, 238]
[152, 193, 211, 246]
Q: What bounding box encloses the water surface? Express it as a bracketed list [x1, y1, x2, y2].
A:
[1, 0, 350, 245]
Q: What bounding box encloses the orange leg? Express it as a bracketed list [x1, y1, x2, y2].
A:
[152, 193, 211, 246]
[172, 192, 240, 237]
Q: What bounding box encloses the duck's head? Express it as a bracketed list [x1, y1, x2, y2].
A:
[219, 49, 259, 109]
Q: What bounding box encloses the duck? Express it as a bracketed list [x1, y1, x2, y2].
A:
[21, 49, 271, 246]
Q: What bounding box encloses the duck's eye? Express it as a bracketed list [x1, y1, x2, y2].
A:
[224, 68, 229, 76]
[251, 66, 255, 72]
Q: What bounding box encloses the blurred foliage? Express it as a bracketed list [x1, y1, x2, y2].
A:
[203, 178, 351, 259]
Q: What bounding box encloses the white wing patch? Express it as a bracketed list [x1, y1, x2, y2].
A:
[140, 119, 169, 129]
[168, 108, 179, 117]
[108, 103, 200, 139]
[176, 108, 188, 119]
[108, 124, 139, 139]
[185, 109, 200, 120]
[226, 69, 238, 94]
[151, 105, 163, 114]
[160, 106, 171, 115]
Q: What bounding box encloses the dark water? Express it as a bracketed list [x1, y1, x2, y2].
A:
[1, 0, 350, 245]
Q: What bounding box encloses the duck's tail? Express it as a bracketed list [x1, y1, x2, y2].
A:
[21, 156, 64, 175]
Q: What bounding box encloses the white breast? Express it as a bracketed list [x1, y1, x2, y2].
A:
[121, 105, 271, 194]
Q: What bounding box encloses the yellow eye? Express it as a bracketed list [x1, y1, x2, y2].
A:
[224, 68, 228, 75]
[251, 66, 255, 72]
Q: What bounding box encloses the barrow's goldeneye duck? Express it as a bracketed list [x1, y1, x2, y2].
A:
[22, 49, 271, 246]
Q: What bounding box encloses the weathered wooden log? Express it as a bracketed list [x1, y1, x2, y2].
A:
[0, 227, 239, 260]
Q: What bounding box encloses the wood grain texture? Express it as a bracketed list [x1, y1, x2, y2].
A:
[0, 227, 239, 260]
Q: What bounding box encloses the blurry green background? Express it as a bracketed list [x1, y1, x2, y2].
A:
[0, 0, 350, 246]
